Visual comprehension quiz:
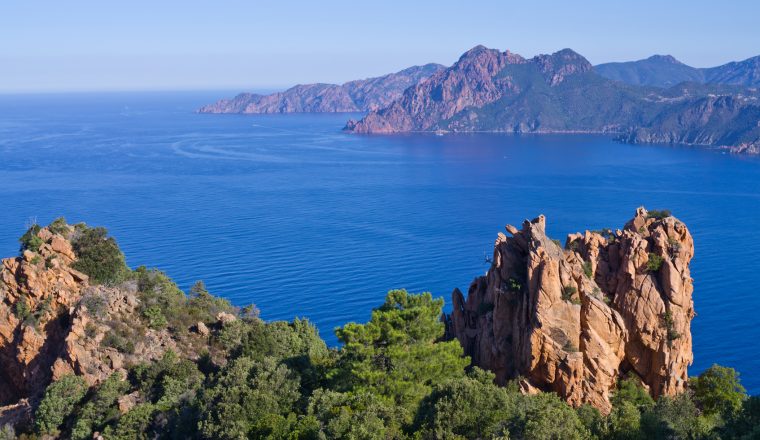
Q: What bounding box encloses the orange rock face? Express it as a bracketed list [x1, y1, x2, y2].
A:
[448, 208, 694, 414]
[0, 226, 88, 404]
[0, 225, 174, 408]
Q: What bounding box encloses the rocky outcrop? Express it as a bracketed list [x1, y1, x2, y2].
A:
[0, 226, 88, 405]
[198, 63, 445, 114]
[0, 225, 175, 408]
[448, 208, 694, 414]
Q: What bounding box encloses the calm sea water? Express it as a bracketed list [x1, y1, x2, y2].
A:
[1, 92, 759, 392]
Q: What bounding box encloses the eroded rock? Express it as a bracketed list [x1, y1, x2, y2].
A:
[448, 207, 694, 413]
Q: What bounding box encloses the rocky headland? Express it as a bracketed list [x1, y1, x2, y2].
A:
[344, 45, 760, 154]
[447, 207, 694, 414]
[198, 63, 445, 114]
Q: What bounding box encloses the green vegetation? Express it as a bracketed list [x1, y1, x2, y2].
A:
[19, 223, 43, 253]
[583, 260, 594, 278]
[22, 282, 760, 440]
[647, 253, 664, 272]
[661, 311, 681, 343]
[71, 225, 130, 284]
[562, 285, 578, 299]
[35, 375, 88, 436]
[507, 277, 522, 292]
[690, 364, 747, 417]
[14, 220, 760, 439]
[48, 216, 70, 235]
[13, 295, 31, 321]
[647, 209, 672, 220]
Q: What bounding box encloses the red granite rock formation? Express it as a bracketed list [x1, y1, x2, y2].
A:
[448, 208, 694, 414]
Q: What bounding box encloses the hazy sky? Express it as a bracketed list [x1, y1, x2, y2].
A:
[2, 0, 759, 92]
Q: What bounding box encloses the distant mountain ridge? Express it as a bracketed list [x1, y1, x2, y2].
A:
[595, 54, 760, 88]
[198, 63, 445, 114]
[345, 45, 760, 154]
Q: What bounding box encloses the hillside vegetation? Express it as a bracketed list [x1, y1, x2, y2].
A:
[0, 220, 757, 439]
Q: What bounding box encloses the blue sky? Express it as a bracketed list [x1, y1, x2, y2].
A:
[2, 0, 759, 92]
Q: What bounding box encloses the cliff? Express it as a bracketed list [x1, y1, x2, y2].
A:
[198, 63, 445, 114]
[447, 208, 694, 414]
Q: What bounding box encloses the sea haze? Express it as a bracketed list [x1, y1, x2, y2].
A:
[1, 91, 758, 392]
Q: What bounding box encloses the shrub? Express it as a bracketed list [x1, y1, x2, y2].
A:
[142, 305, 168, 330]
[414, 368, 518, 439]
[612, 374, 655, 409]
[647, 253, 664, 272]
[641, 392, 715, 440]
[13, 296, 31, 321]
[19, 224, 43, 253]
[647, 209, 672, 220]
[81, 293, 107, 318]
[507, 277, 522, 292]
[84, 323, 98, 339]
[35, 375, 88, 435]
[661, 311, 680, 342]
[511, 392, 591, 440]
[48, 217, 70, 236]
[562, 285, 577, 302]
[576, 404, 606, 439]
[71, 225, 129, 285]
[582, 261, 593, 278]
[102, 322, 136, 354]
[70, 373, 130, 440]
[102, 403, 156, 440]
[308, 389, 400, 439]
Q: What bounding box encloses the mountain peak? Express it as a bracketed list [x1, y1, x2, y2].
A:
[647, 54, 683, 65]
[458, 45, 498, 61]
[531, 49, 593, 84]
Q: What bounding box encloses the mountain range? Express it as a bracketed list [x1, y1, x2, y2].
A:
[200, 46, 760, 154]
[345, 46, 760, 153]
[198, 63, 445, 114]
[595, 54, 760, 88]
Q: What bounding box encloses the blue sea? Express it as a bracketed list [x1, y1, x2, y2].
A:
[1, 91, 758, 392]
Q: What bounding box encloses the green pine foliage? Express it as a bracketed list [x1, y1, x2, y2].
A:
[34, 375, 88, 436]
